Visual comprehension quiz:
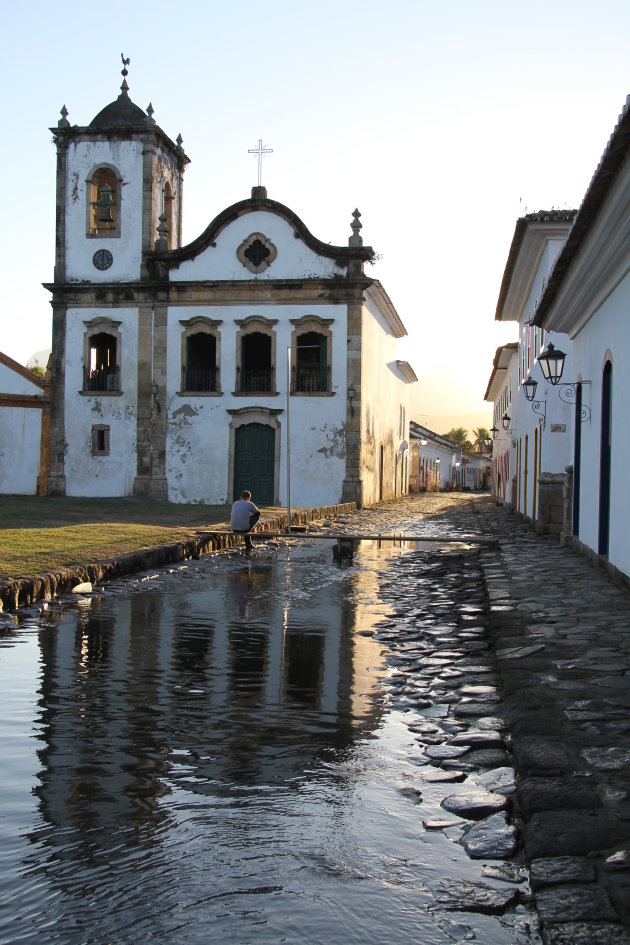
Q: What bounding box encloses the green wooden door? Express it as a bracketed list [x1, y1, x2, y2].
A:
[234, 423, 275, 505]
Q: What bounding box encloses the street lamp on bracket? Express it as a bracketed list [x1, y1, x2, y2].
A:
[529, 341, 591, 423]
[522, 374, 547, 429]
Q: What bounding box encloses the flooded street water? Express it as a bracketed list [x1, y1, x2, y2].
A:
[1, 535, 541, 945]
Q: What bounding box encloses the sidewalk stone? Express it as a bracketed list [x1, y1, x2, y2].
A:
[321, 492, 630, 934]
[542, 924, 630, 945]
[535, 884, 617, 922]
[530, 856, 596, 889]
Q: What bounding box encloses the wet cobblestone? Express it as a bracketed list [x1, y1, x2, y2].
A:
[316, 493, 630, 944]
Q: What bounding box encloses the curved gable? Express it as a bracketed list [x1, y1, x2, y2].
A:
[159, 195, 374, 282]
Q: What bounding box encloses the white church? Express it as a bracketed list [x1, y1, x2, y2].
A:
[45, 65, 416, 508]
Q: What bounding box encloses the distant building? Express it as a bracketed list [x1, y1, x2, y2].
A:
[485, 343, 518, 505]
[459, 450, 491, 491]
[409, 422, 462, 491]
[533, 94, 630, 580]
[487, 210, 577, 532]
[0, 351, 49, 494]
[45, 69, 416, 507]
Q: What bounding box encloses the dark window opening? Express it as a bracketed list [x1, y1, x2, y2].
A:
[84, 332, 119, 391]
[243, 239, 271, 268]
[183, 333, 218, 391]
[293, 332, 328, 392]
[91, 425, 110, 456]
[238, 332, 273, 392]
[163, 181, 173, 249]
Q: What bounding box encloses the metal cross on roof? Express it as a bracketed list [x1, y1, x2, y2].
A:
[248, 139, 273, 187]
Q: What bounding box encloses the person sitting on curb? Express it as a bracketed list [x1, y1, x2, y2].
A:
[230, 490, 261, 551]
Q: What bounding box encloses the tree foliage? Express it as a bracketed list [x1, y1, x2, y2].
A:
[472, 427, 491, 453]
[445, 427, 473, 450]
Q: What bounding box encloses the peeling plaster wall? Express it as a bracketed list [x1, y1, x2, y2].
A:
[166, 398, 230, 504]
[170, 212, 345, 282]
[0, 406, 42, 494]
[164, 304, 348, 505]
[65, 140, 144, 281]
[64, 307, 138, 496]
[360, 295, 411, 506]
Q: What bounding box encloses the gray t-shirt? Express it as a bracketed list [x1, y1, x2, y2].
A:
[231, 499, 258, 531]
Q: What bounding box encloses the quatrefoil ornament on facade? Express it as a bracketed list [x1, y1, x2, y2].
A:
[236, 232, 277, 274]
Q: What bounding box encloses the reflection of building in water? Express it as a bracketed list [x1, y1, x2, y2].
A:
[34, 549, 387, 840]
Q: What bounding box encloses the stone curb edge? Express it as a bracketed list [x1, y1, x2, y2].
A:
[0, 502, 355, 613]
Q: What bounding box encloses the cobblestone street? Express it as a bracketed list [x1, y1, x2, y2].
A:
[318, 492, 630, 944]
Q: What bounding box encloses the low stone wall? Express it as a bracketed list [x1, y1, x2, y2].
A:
[535, 472, 565, 536]
[0, 502, 355, 613]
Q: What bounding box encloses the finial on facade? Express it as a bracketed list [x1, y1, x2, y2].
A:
[349, 208, 363, 247]
[146, 102, 155, 124]
[154, 213, 169, 252]
[120, 53, 130, 94]
[176, 134, 183, 148]
[58, 104, 70, 128]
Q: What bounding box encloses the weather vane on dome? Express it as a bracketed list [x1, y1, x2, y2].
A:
[120, 53, 131, 95]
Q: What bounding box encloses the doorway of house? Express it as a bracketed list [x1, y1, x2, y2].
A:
[234, 423, 275, 505]
[598, 362, 612, 556]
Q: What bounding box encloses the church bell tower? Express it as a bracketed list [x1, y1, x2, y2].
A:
[51, 57, 189, 286]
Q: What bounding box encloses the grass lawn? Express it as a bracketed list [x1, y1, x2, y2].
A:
[0, 496, 282, 580]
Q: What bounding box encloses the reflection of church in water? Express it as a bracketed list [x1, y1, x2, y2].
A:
[35, 549, 390, 835]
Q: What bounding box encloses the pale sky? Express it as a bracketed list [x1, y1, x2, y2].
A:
[3, 0, 629, 433]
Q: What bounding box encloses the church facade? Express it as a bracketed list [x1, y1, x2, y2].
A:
[46, 72, 416, 508]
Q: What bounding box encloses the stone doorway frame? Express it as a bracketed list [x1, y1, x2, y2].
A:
[226, 406, 283, 504]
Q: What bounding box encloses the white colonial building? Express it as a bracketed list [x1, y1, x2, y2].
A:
[533, 94, 630, 579]
[409, 422, 462, 491]
[46, 71, 416, 508]
[0, 351, 48, 495]
[487, 210, 579, 532]
[485, 342, 518, 505]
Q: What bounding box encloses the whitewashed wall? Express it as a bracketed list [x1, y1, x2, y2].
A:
[170, 212, 345, 282]
[490, 352, 517, 505]
[0, 360, 43, 494]
[64, 139, 145, 281]
[64, 307, 138, 496]
[165, 303, 348, 506]
[0, 362, 42, 395]
[0, 406, 42, 494]
[570, 270, 630, 575]
[511, 238, 575, 521]
[360, 295, 411, 505]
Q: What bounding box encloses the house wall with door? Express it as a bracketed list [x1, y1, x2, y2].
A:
[568, 283, 630, 570]
[533, 93, 630, 577]
[163, 302, 348, 507]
